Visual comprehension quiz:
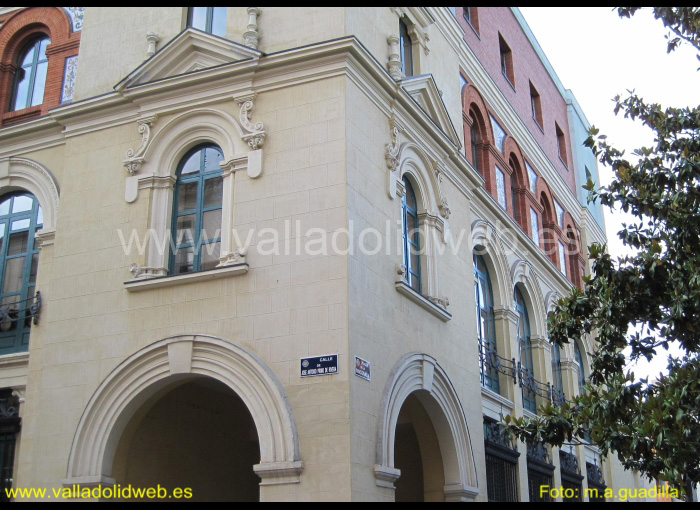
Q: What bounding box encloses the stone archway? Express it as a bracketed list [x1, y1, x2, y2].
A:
[65, 335, 303, 493]
[374, 353, 479, 502]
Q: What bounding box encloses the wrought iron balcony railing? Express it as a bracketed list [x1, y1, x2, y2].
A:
[559, 449, 581, 475]
[480, 344, 517, 385]
[526, 440, 552, 465]
[0, 292, 41, 331]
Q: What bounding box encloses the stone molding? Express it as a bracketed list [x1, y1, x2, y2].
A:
[65, 335, 303, 487]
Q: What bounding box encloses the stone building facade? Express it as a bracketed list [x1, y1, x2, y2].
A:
[0, 6, 657, 502]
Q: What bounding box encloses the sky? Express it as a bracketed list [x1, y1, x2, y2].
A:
[519, 7, 700, 381]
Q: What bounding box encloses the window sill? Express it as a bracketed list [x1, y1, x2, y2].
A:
[481, 386, 514, 411]
[0, 351, 29, 369]
[125, 263, 248, 292]
[395, 280, 451, 321]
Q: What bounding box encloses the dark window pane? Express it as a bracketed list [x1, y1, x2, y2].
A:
[177, 182, 198, 211]
[3, 258, 24, 293]
[8, 231, 28, 255]
[29, 253, 39, 284]
[202, 209, 222, 241]
[211, 7, 227, 37]
[203, 177, 223, 208]
[176, 214, 196, 245]
[173, 246, 194, 275]
[200, 242, 220, 271]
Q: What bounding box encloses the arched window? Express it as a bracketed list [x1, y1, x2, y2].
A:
[399, 19, 413, 77]
[551, 342, 565, 405]
[0, 192, 42, 355]
[515, 288, 535, 412]
[11, 37, 50, 111]
[574, 341, 586, 396]
[474, 254, 498, 393]
[170, 144, 224, 275]
[401, 176, 421, 293]
[188, 7, 227, 37]
[469, 112, 480, 174]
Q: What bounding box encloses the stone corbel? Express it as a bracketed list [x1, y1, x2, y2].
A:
[253, 460, 304, 486]
[235, 93, 266, 151]
[123, 115, 158, 176]
[35, 228, 56, 249]
[427, 295, 449, 309]
[11, 386, 26, 404]
[374, 464, 401, 489]
[129, 263, 167, 280]
[386, 114, 404, 198]
[386, 35, 402, 80]
[243, 7, 262, 50]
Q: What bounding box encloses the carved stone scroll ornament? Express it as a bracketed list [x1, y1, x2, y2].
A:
[385, 115, 403, 199]
[235, 94, 266, 150]
[432, 162, 451, 220]
[123, 116, 157, 175]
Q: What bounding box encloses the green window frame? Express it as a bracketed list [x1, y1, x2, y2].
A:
[0, 193, 42, 355]
[401, 176, 421, 293]
[515, 288, 536, 413]
[170, 144, 224, 276]
[187, 7, 227, 37]
[475, 254, 499, 393]
[11, 37, 50, 111]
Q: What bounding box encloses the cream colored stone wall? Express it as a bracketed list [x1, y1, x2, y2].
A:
[343, 77, 484, 500]
[13, 75, 352, 501]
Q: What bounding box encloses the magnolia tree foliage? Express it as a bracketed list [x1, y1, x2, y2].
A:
[505, 7, 700, 493]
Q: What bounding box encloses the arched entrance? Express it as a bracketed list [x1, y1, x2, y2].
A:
[111, 377, 261, 501]
[375, 353, 479, 502]
[65, 335, 303, 499]
[394, 392, 446, 502]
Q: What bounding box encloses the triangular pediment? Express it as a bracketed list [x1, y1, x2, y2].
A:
[115, 28, 262, 90]
[402, 74, 461, 147]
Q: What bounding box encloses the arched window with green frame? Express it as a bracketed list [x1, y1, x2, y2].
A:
[515, 287, 536, 413]
[170, 144, 224, 275]
[0, 192, 42, 355]
[401, 176, 421, 293]
[551, 342, 565, 405]
[474, 254, 499, 393]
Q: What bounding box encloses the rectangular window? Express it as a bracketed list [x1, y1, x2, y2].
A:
[399, 19, 413, 77]
[530, 208, 539, 247]
[554, 199, 564, 228]
[463, 7, 479, 33]
[530, 81, 542, 127]
[558, 241, 567, 276]
[499, 33, 514, 87]
[556, 122, 568, 166]
[496, 166, 506, 210]
[526, 161, 537, 194]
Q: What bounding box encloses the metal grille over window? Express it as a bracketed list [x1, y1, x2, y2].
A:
[527, 440, 554, 502]
[484, 418, 519, 502]
[0, 391, 20, 503]
[559, 449, 584, 501]
[586, 460, 607, 502]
